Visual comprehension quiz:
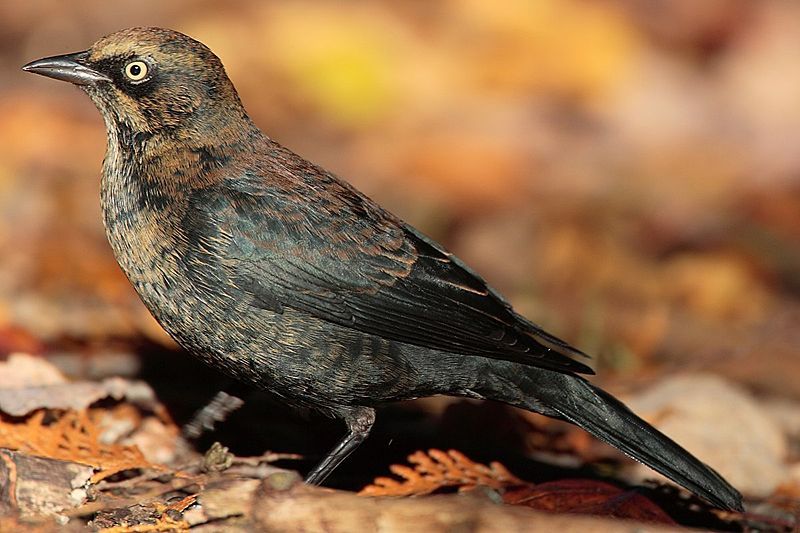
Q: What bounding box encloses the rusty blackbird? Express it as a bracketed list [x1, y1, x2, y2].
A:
[23, 28, 742, 511]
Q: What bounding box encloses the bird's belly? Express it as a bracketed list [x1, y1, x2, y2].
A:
[162, 296, 424, 408]
[103, 213, 420, 406]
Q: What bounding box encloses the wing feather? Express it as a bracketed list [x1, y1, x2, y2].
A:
[182, 170, 593, 375]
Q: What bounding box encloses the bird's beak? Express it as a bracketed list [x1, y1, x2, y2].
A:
[22, 51, 111, 86]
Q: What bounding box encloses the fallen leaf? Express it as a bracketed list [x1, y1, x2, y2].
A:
[0, 376, 159, 417]
[504, 479, 676, 525]
[0, 410, 159, 483]
[359, 449, 522, 497]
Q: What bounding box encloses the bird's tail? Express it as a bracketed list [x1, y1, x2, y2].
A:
[482, 367, 743, 511]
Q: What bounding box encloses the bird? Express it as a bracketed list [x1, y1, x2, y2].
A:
[23, 27, 742, 511]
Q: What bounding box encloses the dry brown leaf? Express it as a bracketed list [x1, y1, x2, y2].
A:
[359, 449, 523, 497]
[0, 374, 160, 418]
[360, 450, 680, 525]
[504, 479, 676, 525]
[0, 353, 66, 389]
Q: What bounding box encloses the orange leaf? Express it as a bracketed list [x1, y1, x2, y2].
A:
[0, 408, 160, 483]
[360, 448, 523, 497]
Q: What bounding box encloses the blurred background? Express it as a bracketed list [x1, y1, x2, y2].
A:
[1, 0, 799, 469]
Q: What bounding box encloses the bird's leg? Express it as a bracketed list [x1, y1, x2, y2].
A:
[305, 406, 376, 485]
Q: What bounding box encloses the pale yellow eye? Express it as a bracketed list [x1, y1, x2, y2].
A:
[124, 60, 149, 82]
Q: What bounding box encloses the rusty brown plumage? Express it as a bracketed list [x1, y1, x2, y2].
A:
[22, 27, 742, 511]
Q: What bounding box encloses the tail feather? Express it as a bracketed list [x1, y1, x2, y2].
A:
[493, 370, 743, 511]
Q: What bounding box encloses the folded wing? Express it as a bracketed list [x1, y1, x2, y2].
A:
[182, 170, 592, 375]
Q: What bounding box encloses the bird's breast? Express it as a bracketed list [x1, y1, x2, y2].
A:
[99, 166, 256, 373]
[100, 169, 192, 328]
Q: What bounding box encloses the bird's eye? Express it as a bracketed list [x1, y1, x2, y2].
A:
[123, 60, 149, 82]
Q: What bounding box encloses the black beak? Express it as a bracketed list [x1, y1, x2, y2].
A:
[22, 51, 111, 86]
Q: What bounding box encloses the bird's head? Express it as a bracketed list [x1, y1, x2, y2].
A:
[23, 27, 252, 140]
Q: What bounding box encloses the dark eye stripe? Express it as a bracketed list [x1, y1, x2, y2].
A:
[90, 55, 158, 97]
